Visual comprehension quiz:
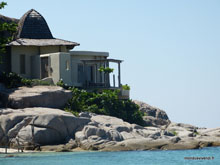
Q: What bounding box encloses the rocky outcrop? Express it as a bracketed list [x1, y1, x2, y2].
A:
[166, 122, 199, 137]
[71, 112, 220, 151]
[0, 108, 90, 147]
[134, 100, 170, 127]
[0, 86, 72, 109]
[0, 107, 220, 151]
[0, 86, 219, 152]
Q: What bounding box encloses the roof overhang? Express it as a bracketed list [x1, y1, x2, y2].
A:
[7, 38, 80, 49]
[81, 58, 123, 63]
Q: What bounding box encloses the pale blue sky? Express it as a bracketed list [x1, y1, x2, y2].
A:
[2, 0, 220, 128]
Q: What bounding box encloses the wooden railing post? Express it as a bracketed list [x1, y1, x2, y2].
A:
[118, 62, 121, 87]
[113, 74, 115, 87]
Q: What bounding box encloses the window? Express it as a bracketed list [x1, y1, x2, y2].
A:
[20, 54, 26, 74]
[66, 60, 70, 71]
[77, 64, 83, 83]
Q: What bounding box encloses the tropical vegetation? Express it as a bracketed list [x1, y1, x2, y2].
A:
[0, 72, 51, 88]
[65, 88, 144, 126]
[0, 1, 17, 63]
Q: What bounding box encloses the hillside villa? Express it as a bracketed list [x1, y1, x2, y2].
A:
[0, 9, 126, 93]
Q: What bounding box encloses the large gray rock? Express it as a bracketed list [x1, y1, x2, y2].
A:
[102, 138, 170, 151]
[0, 108, 90, 146]
[1, 107, 220, 151]
[75, 113, 165, 150]
[134, 100, 170, 127]
[18, 125, 62, 145]
[0, 86, 72, 109]
[166, 122, 198, 137]
[74, 112, 220, 151]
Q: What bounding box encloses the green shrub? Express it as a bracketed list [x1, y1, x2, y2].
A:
[122, 84, 130, 90]
[0, 72, 24, 88]
[56, 79, 68, 89]
[21, 78, 33, 86]
[0, 72, 51, 88]
[98, 66, 114, 73]
[65, 88, 144, 126]
[0, 72, 32, 88]
[32, 79, 51, 86]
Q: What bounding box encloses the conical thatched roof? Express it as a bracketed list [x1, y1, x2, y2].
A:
[6, 9, 79, 49]
[16, 9, 53, 39]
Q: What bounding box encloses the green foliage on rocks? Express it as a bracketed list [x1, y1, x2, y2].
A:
[65, 88, 144, 126]
[31, 79, 51, 86]
[0, 72, 27, 88]
[56, 79, 69, 89]
[171, 131, 178, 136]
[0, 2, 17, 62]
[0, 72, 51, 88]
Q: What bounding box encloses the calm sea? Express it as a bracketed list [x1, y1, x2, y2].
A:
[0, 147, 219, 165]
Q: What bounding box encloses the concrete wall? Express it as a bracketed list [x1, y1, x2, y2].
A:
[50, 53, 60, 84]
[10, 46, 67, 79]
[71, 57, 82, 87]
[59, 53, 72, 86]
[31, 55, 40, 79]
[10, 47, 110, 88]
[11, 46, 39, 78]
[40, 46, 67, 55]
[49, 52, 72, 86]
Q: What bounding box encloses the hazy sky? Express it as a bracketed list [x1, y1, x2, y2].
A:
[2, 0, 220, 128]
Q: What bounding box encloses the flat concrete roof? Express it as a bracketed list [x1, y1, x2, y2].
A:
[70, 51, 109, 57]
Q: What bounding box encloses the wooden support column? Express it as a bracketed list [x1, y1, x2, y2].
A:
[100, 62, 103, 83]
[95, 64, 98, 83]
[118, 62, 121, 87]
[113, 74, 115, 87]
[106, 61, 110, 87]
[83, 61, 87, 87]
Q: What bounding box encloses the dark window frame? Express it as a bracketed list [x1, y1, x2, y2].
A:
[20, 54, 26, 74]
[77, 64, 84, 83]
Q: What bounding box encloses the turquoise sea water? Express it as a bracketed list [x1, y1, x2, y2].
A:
[0, 147, 220, 165]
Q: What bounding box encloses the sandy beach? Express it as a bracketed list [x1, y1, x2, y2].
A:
[0, 148, 35, 154]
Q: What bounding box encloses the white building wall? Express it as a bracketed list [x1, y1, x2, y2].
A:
[11, 46, 68, 79]
[59, 53, 72, 86]
[48, 52, 72, 86]
[50, 53, 60, 84]
[40, 46, 67, 54]
[11, 47, 110, 87]
[11, 46, 38, 78]
[71, 58, 82, 87]
[31, 55, 40, 79]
